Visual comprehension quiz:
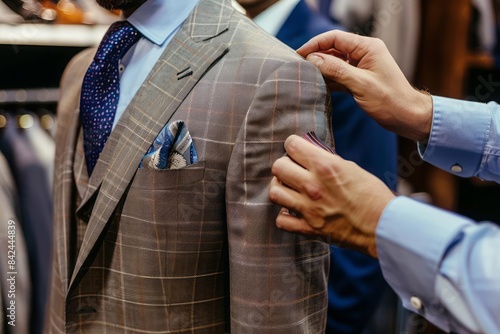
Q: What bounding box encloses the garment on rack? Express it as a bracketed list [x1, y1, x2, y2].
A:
[472, 0, 497, 51]
[312, 0, 420, 80]
[74, 0, 119, 24]
[370, 0, 420, 81]
[0, 0, 23, 24]
[0, 115, 52, 334]
[0, 151, 31, 334]
[0, 279, 3, 334]
[329, 0, 372, 32]
[24, 115, 55, 192]
[0, 0, 55, 23]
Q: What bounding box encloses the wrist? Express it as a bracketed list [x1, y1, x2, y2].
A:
[409, 89, 433, 142]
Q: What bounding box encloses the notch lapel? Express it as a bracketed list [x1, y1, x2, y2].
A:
[68, 0, 234, 293]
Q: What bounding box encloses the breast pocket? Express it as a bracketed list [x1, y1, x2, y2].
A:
[106, 161, 229, 317]
[120, 161, 227, 256]
[132, 161, 206, 189]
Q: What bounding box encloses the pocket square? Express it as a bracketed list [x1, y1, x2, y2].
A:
[140, 120, 198, 170]
[302, 131, 336, 154]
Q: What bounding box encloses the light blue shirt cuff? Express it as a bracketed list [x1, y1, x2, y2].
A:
[419, 96, 491, 178]
[376, 196, 474, 331]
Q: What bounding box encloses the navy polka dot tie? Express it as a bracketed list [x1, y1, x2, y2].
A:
[80, 21, 142, 175]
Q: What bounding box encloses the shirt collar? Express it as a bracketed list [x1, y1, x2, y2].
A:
[127, 0, 200, 46]
[253, 0, 300, 36]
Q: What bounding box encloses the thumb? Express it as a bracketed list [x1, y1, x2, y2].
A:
[306, 52, 359, 88]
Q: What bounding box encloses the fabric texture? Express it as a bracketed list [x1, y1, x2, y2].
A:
[46, 0, 332, 332]
[80, 21, 142, 175]
[270, 1, 397, 333]
[377, 96, 500, 333]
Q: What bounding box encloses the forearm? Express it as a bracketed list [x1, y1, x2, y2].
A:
[377, 196, 500, 333]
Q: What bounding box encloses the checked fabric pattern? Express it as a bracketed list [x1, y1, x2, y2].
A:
[80, 20, 142, 175]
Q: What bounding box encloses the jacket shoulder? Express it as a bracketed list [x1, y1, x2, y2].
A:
[57, 48, 95, 120]
[228, 11, 303, 62]
[60, 48, 95, 93]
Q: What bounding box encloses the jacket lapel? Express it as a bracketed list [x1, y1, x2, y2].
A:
[73, 127, 89, 202]
[68, 0, 234, 293]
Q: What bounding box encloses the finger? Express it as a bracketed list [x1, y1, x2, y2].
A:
[283, 135, 341, 171]
[297, 30, 371, 61]
[271, 156, 311, 192]
[275, 209, 318, 235]
[316, 48, 348, 61]
[305, 52, 364, 88]
[269, 176, 310, 213]
[318, 65, 353, 93]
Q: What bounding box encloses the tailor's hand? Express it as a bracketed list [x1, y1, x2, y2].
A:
[297, 30, 433, 142]
[269, 135, 395, 258]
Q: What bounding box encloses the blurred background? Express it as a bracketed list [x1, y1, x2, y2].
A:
[1, 0, 499, 333]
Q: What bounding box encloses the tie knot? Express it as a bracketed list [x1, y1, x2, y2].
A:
[95, 21, 142, 61]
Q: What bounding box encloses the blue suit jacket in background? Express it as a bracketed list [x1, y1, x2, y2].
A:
[276, 1, 398, 332]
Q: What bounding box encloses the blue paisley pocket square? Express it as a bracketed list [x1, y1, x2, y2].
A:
[140, 120, 198, 170]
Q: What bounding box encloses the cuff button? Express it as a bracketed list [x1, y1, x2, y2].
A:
[450, 164, 463, 173]
[410, 296, 423, 310]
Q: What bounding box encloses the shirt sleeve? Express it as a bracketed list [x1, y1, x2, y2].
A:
[419, 95, 500, 181]
[376, 196, 500, 333]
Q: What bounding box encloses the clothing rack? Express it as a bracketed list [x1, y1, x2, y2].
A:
[0, 88, 59, 134]
[0, 23, 107, 46]
[0, 87, 59, 103]
[0, 112, 56, 131]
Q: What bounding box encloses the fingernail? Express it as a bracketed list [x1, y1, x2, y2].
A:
[307, 53, 323, 65]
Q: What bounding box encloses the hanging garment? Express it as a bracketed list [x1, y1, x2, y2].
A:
[74, 0, 119, 24]
[472, 0, 497, 51]
[312, 0, 420, 80]
[0, 116, 52, 334]
[0, 0, 23, 24]
[24, 114, 55, 192]
[371, 0, 420, 81]
[0, 151, 31, 334]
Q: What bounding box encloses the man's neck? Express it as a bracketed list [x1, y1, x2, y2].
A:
[243, 0, 280, 19]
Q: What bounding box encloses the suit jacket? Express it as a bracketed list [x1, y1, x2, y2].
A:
[277, 2, 397, 333]
[46, 0, 332, 332]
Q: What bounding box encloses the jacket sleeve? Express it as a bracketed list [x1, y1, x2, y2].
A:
[377, 196, 500, 333]
[420, 96, 499, 181]
[226, 59, 332, 334]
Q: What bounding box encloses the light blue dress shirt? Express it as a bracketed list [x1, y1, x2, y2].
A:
[113, 0, 199, 128]
[377, 96, 500, 333]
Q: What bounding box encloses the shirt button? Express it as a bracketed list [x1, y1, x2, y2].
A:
[119, 64, 125, 73]
[410, 296, 423, 310]
[450, 164, 463, 173]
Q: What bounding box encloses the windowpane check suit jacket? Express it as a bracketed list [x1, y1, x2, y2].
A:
[46, 0, 332, 332]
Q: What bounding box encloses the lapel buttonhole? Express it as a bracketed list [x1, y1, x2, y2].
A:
[177, 67, 193, 80]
